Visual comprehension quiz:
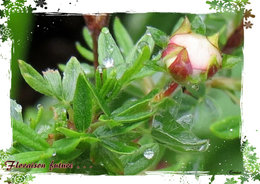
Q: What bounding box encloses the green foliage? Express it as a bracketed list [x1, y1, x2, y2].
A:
[12, 15, 244, 176]
[210, 116, 241, 139]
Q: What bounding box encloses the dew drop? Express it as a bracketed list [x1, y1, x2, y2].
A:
[52, 152, 56, 157]
[144, 149, 154, 159]
[102, 28, 109, 34]
[230, 129, 233, 132]
[98, 66, 103, 73]
[108, 45, 114, 53]
[15, 105, 22, 113]
[103, 58, 114, 69]
[191, 84, 199, 91]
[146, 32, 152, 36]
[37, 104, 42, 110]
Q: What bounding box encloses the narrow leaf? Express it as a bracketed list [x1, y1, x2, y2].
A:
[101, 138, 137, 154]
[73, 74, 93, 132]
[147, 26, 169, 48]
[83, 26, 93, 50]
[75, 42, 94, 61]
[98, 27, 125, 79]
[10, 99, 23, 122]
[62, 57, 82, 102]
[56, 127, 85, 138]
[83, 74, 111, 116]
[113, 17, 134, 57]
[120, 143, 160, 175]
[52, 138, 81, 155]
[222, 54, 243, 69]
[191, 16, 206, 35]
[210, 116, 241, 139]
[18, 60, 51, 96]
[43, 69, 63, 99]
[10, 150, 53, 164]
[12, 118, 50, 151]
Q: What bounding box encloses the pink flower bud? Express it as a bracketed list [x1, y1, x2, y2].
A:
[162, 17, 222, 84]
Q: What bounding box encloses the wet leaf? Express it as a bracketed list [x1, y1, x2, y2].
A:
[147, 26, 169, 48]
[18, 60, 51, 96]
[43, 69, 63, 100]
[222, 54, 243, 69]
[12, 118, 50, 151]
[101, 138, 137, 154]
[210, 116, 241, 139]
[52, 138, 81, 155]
[73, 74, 93, 132]
[120, 143, 160, 175]
[62, 57, 82, 102]
[113, 17, 134, 57]
[98, 27, 125, 79]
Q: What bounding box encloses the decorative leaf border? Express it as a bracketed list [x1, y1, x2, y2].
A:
[206, 0, 255, 29]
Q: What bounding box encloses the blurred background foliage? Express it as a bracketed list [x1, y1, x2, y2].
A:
[9, 12, 243, 174]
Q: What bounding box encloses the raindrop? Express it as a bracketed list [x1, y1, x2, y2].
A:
[230, 129, 233, 132]
[219, 162, 222, 165]
[146, 32, 152, 36]
[144, 149, 154, 159]
[98, 66, 103, 73]
[177, 114, 193, 127]
[191, 84, 199, 91]
[52, 152, 56, 157]
[137, 41, 148, 53]
[103, 58, 114, 69]
[37, 104, 42, 110]
[102, 28, 109, 34]
[15, 105, 22, 113]
[108, 45, 114, 53]
[37, 25, 39, 27]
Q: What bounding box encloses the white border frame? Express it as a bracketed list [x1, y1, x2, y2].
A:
[1, 0, 260, 183]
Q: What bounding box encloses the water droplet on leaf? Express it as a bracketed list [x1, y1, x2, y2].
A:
[52, 152, 56, 157]
[103, 58, 114, 68]
[37, 104, 42, 110]
[191, 84, 199, 91]
[102, 28, 109, 34]
[144, 149, 154, 159]
[15, 105, 22, 113]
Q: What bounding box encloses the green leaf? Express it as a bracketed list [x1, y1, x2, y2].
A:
[210, 116, 241, 139]
[52, 138, 81, 155]
[73, 74, 93, 132]
[43, 69, 63, 100]
[56, 127, 85, 138]
[184, 83, 206, 99]
[147, 26, 169, 48]
[191, 16, 206, 35]
[126, 30, 155, 65]
[75, 42, 94, 61]
[113, 17, 134, 57]
[101, 138, 137, 154]
[80, 63, 94, 77]
[171, 17, 185, 34]
[151, 98, 209, 152]
[83, 26, 93, 50]
[94, 144, 124, 175]
[120, 143, 160, 175]
[98, 27, 125, 79]
[101, 111, 155, 124]
[112, 89, 159, 117]
[10, 150, 53, 164]
[120, 44, 151, 84]
[82, 74, 111, 116]
[10, 99, 23, 122]
[62, 57, 82, 102]
[94, 121, 145, 138]
[30, 104, 43, 130]
[222, 54, 243, 69]
[18, 60, 51, 96]
[12, 118, 50, 151]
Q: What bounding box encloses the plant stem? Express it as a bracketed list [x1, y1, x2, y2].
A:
[83, 14, 110, 69]
[154, 81, 179, 101]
